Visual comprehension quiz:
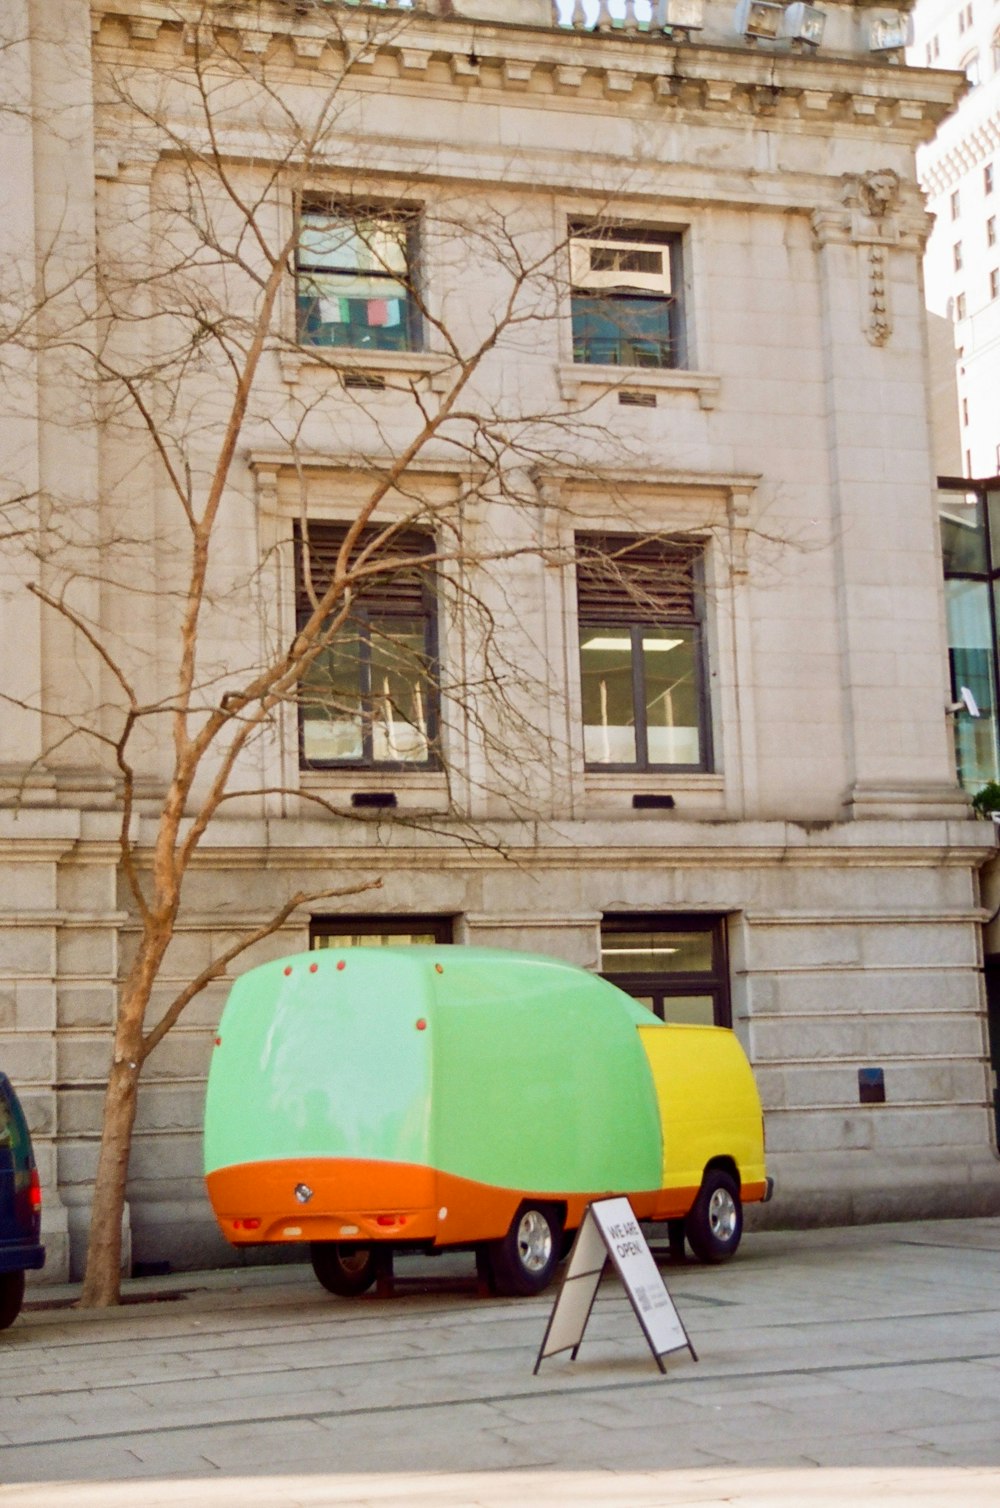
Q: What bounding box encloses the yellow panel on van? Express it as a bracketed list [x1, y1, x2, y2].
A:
[637, 1024, 767, 1199]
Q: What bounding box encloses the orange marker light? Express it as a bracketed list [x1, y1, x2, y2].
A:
[310, 963, 318, 973]
[435, 964, 444, 974]
[337, 960, 346, 971]
[416, 1019, 427, 1031]
[284, 966, 292, 976]
[214, 1036, 222, 1047]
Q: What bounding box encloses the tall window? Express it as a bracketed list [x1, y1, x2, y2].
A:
[938, 480, 1000, 791]
[600, 915, 730, 1028]
[576, 533, 710, 771]
[296, 523, 437, 769]
[951, 190, 961, 220]
[311, 916, 453, 948]
[296, 203, 421, 353]
[569, 225, 684, 369]
[954, 241, 964, 271]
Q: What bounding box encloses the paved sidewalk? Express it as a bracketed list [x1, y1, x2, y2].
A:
[1, 1218, 999, 1505]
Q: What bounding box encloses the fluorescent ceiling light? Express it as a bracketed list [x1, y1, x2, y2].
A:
[582, 636, 682, 652]
[602, 947, 680, 956]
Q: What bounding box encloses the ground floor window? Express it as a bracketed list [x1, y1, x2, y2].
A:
[310, 915, 453, 948]
[600, 914, 730, 1027]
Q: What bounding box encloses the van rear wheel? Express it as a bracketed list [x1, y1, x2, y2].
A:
[0, 1270, 26, 1331]
[487, 1204, 562, 1297]
[310, 1242, 378, 1297]
[685, 1171, 743, 1263]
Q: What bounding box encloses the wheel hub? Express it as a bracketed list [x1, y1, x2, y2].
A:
[707, 1187, 737, 1242]
[516, 1210, 553, 1273]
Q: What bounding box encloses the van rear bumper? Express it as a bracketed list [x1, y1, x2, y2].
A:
[0, 1242, 45, 1274]
[761, 1177, 775, 1203]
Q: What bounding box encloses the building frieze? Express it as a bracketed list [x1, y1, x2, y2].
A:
[90, 3, 963, 141]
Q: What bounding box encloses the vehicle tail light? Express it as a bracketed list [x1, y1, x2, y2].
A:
[376, 1214, 407, 1228]
[29, 1167, 42, 1215]
[233, 1217, 261, 1231]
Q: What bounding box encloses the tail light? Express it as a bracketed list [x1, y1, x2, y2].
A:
[29, 1167, 42, 1215]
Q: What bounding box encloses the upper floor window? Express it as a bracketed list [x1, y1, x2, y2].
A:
[954, 241, 964, 271]
[296, 522, 437, 769]
[991, 268, 1000, 300]
[988, 216, 997, 248]
[569, 225, 684, 370]
[576, 533, 710, 772]
[296, 203, 421, 353]
[956, 291, 968, 320]
[962, 51, 981, 86]
[985, 163, 995, 196]
[951, 190, 961, 220]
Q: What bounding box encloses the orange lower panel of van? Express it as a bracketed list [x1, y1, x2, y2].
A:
[206, 1158, 674, 1248]
[207, 1158, 770, 1248]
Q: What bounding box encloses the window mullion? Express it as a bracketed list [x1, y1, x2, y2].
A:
[632, 624, 649, 770]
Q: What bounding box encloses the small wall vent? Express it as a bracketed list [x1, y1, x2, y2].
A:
[350, 792, 398, 809]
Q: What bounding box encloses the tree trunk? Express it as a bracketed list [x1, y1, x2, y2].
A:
[79, 1024, 146, 1306]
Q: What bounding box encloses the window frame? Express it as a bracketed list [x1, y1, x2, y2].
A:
[568, 222, 686, 372]
[295, 523, 440, 773]
[295, 198, 423, 355]
[310, 915, 454, 947]
[575, 533, 712, 775]
[599, 913, 732, 1029]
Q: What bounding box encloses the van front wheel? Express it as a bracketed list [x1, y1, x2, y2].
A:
[685, 1171, 743, 1263]
[310, 1242, 377, 1297]
[488, 1204, 562, 1296]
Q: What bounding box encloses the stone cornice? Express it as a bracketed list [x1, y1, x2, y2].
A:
[90, 3, 964, 141]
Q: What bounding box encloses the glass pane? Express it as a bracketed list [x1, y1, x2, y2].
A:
[369, 617, 431, 764]
[299, 215, 409, 276]
[939, 489, 987, 574]
[297, 273, 413, 352]
[601, 928, 713, 975]
[627, 995, 658, 1014]
[661, 994, 716, 1026]
[314, 931, 438, 949]
[987, 488, 1000, 563]
[579, 626, 636, 764]
[643, 627, 700, 766]
[301, 630, 363, 763]
[946, 579, 1000, 788]
[571, 293, 674, 368]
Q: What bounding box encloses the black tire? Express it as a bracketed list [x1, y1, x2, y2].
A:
[684, 1170, 743, 1264]
[310, 1242, 378, 1297]
[0, 1270, 26, 1332]
[487, 1204, 562, 1297]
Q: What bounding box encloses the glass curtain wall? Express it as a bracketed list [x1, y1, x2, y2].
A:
[938, 480, 1000, 791]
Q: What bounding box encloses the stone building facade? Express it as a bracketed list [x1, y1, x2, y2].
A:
[3, 0, 999, 1281]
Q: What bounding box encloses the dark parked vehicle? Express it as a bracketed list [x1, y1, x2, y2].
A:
[0, 1073, 45, 1330]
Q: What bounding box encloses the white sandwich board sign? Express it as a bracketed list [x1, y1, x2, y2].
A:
[534, 1196, 697, 1375]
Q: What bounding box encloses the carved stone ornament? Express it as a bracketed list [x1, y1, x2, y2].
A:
[857, 169, 901, 221]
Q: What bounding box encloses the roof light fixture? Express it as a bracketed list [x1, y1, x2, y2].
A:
[782, 1, 826, 46]
[736, 0, 784, 42]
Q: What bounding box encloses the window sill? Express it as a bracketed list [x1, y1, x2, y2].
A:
[557, 361, 720, 410]
[279, 347, 455, 393]
[299, 768, 452, 816]
[583, 770, 726, 816]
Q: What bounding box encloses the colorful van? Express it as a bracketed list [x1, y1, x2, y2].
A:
[204, 946, 772, 1297]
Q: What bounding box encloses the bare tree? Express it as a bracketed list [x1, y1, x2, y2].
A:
[2, 0, 740, 1305]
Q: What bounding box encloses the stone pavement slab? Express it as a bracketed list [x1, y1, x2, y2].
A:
[0, 1218, 998, 1504]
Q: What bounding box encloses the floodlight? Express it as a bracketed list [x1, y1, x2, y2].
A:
[782, 1, 826, 45]
[736, 0, 784, 42]
[654, 0, 705, 31]
[868, 11, 914, 50]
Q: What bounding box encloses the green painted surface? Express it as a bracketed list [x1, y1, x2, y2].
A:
[204, 946, 663, 1194]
